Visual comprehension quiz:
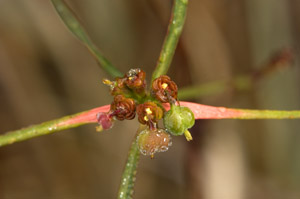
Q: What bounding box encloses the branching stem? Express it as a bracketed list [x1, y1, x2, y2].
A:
[151, 0, 188, 82]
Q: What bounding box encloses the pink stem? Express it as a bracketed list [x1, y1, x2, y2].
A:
[61, 102, 245, 126]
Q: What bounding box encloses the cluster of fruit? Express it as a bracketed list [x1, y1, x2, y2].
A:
[97, 68, 195, 158]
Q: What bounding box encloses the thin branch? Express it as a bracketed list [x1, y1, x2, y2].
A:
[118, 129, 141, 199]
[50, 0, 123, 78]
[0, 105, 110, 147]
[2, 102, 300, 147]
[178, 48, 294, 100]
[173, 102, 300, 119]
[178, 75, 251, 100]
[151, 0, 188, 82]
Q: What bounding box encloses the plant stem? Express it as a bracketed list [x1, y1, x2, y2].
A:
[151, 0, 188, 82]
[50, 0, 123, 78]
[118, 1, 189, 196]
[176, 102, 300, 119]
[178, 48, 293, 100]
[178, 75, 252, 100]
[0, 105, 110, 147]
[2, 102, 300, 147]
[118, 128, 142, 199]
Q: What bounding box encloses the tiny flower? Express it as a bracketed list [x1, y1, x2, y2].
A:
[136, 102, 163, 126]
[163, 104, 195, 141]
[137, 127, 172, 158]
[110, 95, 136, 120]
[103, 77, 128, 96]
[96, 112, 114, 131]
[125, 68, 146, 92]
[152, 75, 178, 103]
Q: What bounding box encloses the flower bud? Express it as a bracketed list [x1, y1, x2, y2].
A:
[163, 105, 195, 141]
[137, 127, 172, 158]
[136, 102, 163, 125]
[152, 75, 178, 103]
[110, 95, 136, 120]
[96, 112, 114, 131]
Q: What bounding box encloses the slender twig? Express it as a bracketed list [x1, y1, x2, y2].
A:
[151, 0, 188, 82]
[50, 0, 123, 78]
[178, 75, 251, 100]
[2, 102, 300, 147]
[170, 102, 300, 119]
[118, 129, 141, 199]
[0, 105, 110, 147]
[121, 1, 189, 197]
[178, 48, 293, 100]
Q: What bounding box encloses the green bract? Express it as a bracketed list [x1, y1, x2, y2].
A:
[163, 104, 195, 136]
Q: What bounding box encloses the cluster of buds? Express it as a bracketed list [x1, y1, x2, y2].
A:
[97, 68, 195, 158]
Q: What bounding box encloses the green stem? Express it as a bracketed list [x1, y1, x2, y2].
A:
[51, 0, 123, 78]
[237, 109, 300, 119]
[118, 130, 141, 199]
[178, 75, 252, 100]
[151, 0, 188, 82]
[178, 80, 228, 100]
[0, 114, 85, 147]
[0, 105, 110, 147]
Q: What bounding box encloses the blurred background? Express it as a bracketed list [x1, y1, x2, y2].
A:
[0, 0, 300, 198]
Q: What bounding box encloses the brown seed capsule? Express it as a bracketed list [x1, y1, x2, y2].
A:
[125, 68, 146, 91]
[136, 102, 163, 125]
[137, 127, 172, 158]
[110, 95, 136, 120]
[152, 75, 178, 103]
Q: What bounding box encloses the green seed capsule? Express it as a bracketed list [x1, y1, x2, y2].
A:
[163, 105, 195, 139]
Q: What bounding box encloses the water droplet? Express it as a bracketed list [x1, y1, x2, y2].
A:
[141, 149, 147, 155]
[160, 146, 168, 152]
[122, 178, 127, 185]
[126, 68, 140, 77]
[119, 191, 124, 198]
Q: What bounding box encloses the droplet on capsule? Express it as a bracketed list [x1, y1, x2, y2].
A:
[137, 127, 172, 158]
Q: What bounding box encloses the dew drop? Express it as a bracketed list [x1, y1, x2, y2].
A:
[160, 146, 169, 152]
[141, 149, 147, 155]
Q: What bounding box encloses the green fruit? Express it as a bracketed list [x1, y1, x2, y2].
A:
[163, 105, 195, 136]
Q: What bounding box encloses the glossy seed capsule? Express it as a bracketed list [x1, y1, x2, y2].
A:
[137, 127, 172, 158]
[163, 104, 195, 140]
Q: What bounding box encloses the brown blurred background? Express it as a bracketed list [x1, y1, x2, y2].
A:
[0, 0, 300, 198]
